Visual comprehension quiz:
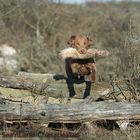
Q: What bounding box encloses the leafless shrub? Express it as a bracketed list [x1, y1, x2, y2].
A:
[0, 0, 140, 79]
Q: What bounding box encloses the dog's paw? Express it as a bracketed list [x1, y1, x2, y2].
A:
[83, 96, 93, 103]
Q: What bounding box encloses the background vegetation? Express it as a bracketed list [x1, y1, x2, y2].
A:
[0, 0, 140, 81]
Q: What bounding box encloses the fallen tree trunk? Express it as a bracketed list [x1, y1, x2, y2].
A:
[0, 72, 108, 99]
[0, 100, 140, 122]
[0, 72, 139, 103]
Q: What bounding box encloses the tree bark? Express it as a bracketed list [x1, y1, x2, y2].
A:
[0, 100, 140, 122]
[0, 72, 108, 99]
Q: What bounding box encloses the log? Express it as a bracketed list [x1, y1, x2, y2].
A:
[0, 100, 140, 122]
[0, 72, 139, 103]
[0, 72, 108, 99]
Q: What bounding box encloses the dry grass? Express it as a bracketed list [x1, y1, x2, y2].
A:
[0, 121, 140, 139]
[0, 0, 140, 80]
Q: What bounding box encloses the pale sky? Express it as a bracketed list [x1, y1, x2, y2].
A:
[62, 0, 85, 3]
[55, 0, 85, 4]
[56, 0, 140, 4]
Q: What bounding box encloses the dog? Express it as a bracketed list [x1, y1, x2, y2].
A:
[65, 35, 96, 82]
[59, 35, 109, 98]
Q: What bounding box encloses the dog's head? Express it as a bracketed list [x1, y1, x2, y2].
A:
[67, 35, 94, 54]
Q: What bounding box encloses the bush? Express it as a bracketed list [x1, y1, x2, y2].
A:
[0, 0, 140, 80]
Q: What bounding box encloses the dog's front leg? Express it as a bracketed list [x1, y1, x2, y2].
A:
[66, 78, 76, 97]
[83, 81, 92, 99]
[65, 59, 76, 98]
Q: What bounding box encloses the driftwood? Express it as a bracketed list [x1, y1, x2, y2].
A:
[0, 72, 108, 100]
[0, 72, 139, 103]
[0, 72, 139, 102]
[0, 99, 140, 122]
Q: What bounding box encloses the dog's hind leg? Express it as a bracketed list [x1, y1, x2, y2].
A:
[90, 63, 96, 83]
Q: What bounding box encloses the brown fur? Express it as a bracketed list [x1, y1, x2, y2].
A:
[65, 57, 96, 83]
[67, 35, 94, 54]
[59, 35, 109, 98]
[65, 35, 96, 83]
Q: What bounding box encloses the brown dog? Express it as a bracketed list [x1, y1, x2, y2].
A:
[59, 35, 109, 98]
[58, 35, 96, 99]
[66, 35, 96, 83]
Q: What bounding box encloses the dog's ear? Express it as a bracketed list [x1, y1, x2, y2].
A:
[67, 35, 76, 46]
[87, 37, 94, 46]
